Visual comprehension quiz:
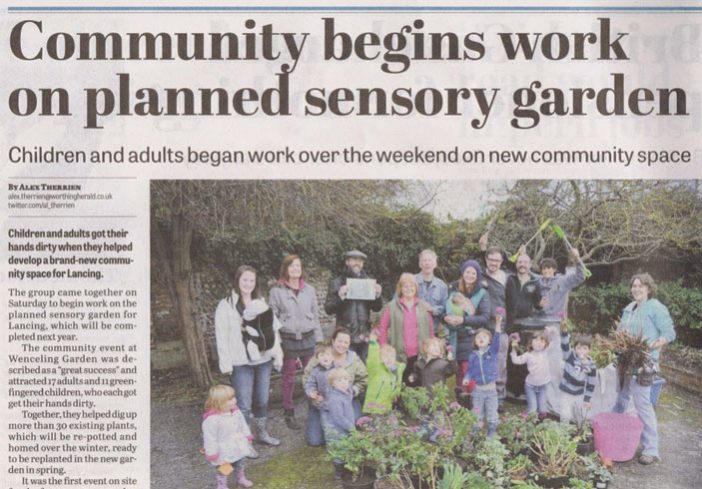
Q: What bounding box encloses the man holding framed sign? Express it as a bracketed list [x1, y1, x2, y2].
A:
[325, 250, 383, 361]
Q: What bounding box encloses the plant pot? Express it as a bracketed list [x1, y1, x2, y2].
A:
[537, 475, 570, 488]
[341, 467, 376, 489]
[577, 439, 594, 455]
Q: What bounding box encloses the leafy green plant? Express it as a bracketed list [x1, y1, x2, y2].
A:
[510, 480, 542, 489]
[463, 471, 495, 489]
[436, 463, 471, 489]
[568, 478, 594, 489]
[589, 341, 616, 370]
[581, 453, 613, 486]
[474, 437, 509, 487]
[327, 430, 376, 481]
[529, 421, 580, 479]
[506, 454, 533, 481]
[399, 387, 431, 421]
[497, 413, 540, 454]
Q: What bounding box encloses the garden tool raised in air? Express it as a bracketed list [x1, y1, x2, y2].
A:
[509, 218, 552, 262]
[550, 224, 592, 278]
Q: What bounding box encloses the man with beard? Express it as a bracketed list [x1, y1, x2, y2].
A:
[325, 250, 383, 361]
[505, 252, 543, 398]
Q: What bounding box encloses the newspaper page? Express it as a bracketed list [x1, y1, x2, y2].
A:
[1, 1, 700, 489]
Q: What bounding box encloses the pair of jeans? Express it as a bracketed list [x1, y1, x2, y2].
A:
[306, 404, 324, 446]
[281, 354, 312, 411]
[230, 360, 273, 424]
[525, 382, 548, 414]
[472, 386, 499, 426]
[613, 376, 658, 457]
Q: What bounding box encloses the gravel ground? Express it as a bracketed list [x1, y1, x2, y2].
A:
[151, 371, 702, 489]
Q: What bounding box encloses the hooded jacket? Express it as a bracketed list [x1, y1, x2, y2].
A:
[363, 340, 406, 414]
[537, 262, 586, 318]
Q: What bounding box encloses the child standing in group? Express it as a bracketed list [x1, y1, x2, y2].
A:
[558, 323, 597, 424]
[303, 343, 335, 447]
[510, 331, 552, 418]
[363, 332, 405, 414]
[411, 337, 455, 393]
[321, 368, 356, 480]
[202, 385, 256, 488]
[462, 314, 503, 437]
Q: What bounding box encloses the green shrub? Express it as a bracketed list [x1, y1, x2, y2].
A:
[569, 280, 702, 347]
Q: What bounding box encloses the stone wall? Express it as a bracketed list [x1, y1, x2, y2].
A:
[151, 265, 344, 370]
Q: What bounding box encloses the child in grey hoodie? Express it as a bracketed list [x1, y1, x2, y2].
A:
[321, 367, 356, 480]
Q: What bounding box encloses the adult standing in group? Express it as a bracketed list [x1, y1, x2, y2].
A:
[303, 327, 368, 444]
[479, 233, 510, 408]
[214, 265, 283, 457]
[444, 260, 491, 399]
[269, 255, 324, 431]
[378, 273, 435, 385]
[505, 253, 542, 398]
[505, 253, 543, 330]
[613, 273, 675, 465]
[324, 250, 383, 362]
[414, 249, 449, 338]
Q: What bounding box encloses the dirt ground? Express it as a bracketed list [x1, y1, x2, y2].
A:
[151, 369, 702, 489]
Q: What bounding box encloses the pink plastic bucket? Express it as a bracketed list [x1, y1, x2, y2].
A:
[593, 412, 643, 462]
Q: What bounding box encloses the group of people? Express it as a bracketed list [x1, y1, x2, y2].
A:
[202, 236, 676, 487]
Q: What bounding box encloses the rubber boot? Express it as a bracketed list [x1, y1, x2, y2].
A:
[487, 422, 497, 438]
[284, 409, 300, 430]
[255, 418, 280, 446]
[235, 469, 253, 488]
[216, 473, 228, 489]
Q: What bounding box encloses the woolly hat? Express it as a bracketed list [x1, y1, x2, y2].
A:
[242, 299, 270, 321]
[459, 259, 483, 285]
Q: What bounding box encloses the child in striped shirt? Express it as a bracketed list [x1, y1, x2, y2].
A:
[558, 323, 597, 424]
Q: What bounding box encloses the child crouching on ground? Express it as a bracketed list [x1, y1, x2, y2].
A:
[303, 343, 335, 446]
[558, 323, 597, 424]
[463, 314, 502, 437]
[202, 385, 256, 488]
[510, 331, 553, 419]
[321, 368, 356, 480]
[363, 331, 405, 414]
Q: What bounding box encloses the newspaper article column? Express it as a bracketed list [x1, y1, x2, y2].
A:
[1, 178, 149, 489]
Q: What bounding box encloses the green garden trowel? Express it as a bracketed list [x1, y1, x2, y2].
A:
[509, 218, 552, 262]
[551, 224, 592, 278]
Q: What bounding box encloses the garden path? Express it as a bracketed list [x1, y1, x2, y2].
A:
[151, 374, 701, 489]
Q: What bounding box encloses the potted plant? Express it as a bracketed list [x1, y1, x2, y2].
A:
[581, 453, 613, 489]
[326, 430, 377, 489]
[572, 407, 594, 455]
[529, 421, 580, 488]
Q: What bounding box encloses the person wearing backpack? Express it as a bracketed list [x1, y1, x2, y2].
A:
[215, 265, 284, 458]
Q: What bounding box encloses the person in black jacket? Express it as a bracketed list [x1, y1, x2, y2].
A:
[324, 250, 382, 362]
[505, 252, 543, 398]
[505, 253, 543, 331]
